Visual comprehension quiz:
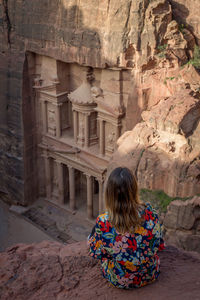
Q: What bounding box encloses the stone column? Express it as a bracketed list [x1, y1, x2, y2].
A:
[86, 174, 93, 219]
[114, 124, 121, 151]
[57, 161, 64, 205]
[115, 123, 121, 140]
[99, 119, 105, 156]
[68, 166, 76, 210]
[67, 99, 71, 126]
[103, 183, 106, 211]
[73, 110, 78, 143]
[84, 113, 89, 148]
[55, 104, 61, 138]
[98, 179, 104, 214]
[44, 155, 51, 199]
[42, 100, 47, 134]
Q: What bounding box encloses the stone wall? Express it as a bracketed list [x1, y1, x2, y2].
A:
[0, 0, 200, 204]
[164, 196, 200, 252]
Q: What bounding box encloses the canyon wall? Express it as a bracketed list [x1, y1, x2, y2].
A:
[169, 0, 200, 44]
[0, 0, 200, 204]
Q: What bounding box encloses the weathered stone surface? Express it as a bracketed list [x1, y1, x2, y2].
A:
[0, 241, 200, 300]
[169, 0, 200, 45]
[110, 93, 200, 197]
[141, 89, 200, 136]
[164, 197, 200, 229]
[164, 196, 200, 251]
[0, 0, 171, 68]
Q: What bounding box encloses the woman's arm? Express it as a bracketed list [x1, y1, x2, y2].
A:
[88, 217, 105, 259]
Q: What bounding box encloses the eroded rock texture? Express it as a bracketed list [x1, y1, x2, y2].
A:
[0, 0, 200, 204]
[111, 79, 200, 197]
[109, 8, 200, 197]
[0, 241, 200, 300]
[164, 196, 200, 252]
[169, 0, 200, 44]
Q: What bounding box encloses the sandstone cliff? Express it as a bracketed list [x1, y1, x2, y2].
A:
[107, 1, 200, 197]
[0, 0, 200, 202]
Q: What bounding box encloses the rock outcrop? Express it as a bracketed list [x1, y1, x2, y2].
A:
[164, 196, 200, 252]
[0, 241, 200, 300]
[169, 0, 200, 44]
[109, 1, 200, 198]
[111, 84, 200, 197]
[110, 63, 200, 197]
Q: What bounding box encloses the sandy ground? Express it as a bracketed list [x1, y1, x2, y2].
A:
[0, 200, 53, 252]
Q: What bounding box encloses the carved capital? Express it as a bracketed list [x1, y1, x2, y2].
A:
[96, 177, 103, 184]
[84, 173, 92, 179]
[68, 165, 74, 171]
[56, 102, 63, 108]
[85, 112, 91, 117]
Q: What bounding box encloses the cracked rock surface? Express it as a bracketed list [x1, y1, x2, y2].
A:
[0, 241, 200, 300]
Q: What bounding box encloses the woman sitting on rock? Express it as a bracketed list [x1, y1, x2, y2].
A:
[88, 167, 164, 289]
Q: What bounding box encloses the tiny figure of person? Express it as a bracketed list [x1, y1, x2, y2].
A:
[88, 167, 164, 289]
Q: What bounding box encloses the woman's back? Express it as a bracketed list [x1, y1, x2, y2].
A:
[88, 167, 164, 289]
[88, 203, 164, 289]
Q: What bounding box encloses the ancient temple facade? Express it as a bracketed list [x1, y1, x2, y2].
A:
[29, 53, 130, 219]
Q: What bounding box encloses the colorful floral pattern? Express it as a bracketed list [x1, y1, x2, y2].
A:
[88, 203, 164, 289]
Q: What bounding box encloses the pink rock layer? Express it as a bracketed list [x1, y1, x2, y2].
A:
[0, 241, 200, 300]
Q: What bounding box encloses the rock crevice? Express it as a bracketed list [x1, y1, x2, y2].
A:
[2, 0, 11, 46]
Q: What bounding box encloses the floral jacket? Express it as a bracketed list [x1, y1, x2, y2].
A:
[88, 203, 164, 289]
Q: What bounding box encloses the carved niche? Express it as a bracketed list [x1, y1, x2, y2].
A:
[34, 79, 69, 138]
[68, 80, 98, 148]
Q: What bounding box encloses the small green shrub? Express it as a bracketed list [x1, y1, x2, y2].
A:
[157, 44, 167, 58]
[163, 76, 175, 85]
[157, 44, 167, 52]
[178, 23, 185, 33]
[188, 45, 200, 69]
[139, 188, 191, 214]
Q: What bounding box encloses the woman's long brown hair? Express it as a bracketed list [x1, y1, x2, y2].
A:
[105, 167, 143, 234]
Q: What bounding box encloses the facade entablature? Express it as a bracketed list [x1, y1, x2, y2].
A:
[39, 140, 107, 179]
[71, 102, 97, 114]
[95, 107, 124, 126]
[40, 146, 106, 179]
[38, 91, 68, 105]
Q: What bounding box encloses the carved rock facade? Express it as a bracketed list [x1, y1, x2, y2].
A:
[0, 0, 200, 220]
[29, 54, 128, 218]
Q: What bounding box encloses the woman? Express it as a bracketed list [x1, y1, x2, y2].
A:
[88, 167, 164, 289]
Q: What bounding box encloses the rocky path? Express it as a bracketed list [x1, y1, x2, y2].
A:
[0, 198, 92, 252]
[0, 201, 53, 252]
[0, 241, 200, 300]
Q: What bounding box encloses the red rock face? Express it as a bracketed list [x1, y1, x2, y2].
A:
[0, 0, 200, 203]
[110, 11, 200, 197]
[111, 64, 200, 198]
[164, 196, 200, 252]
[0, 241, 200, 299]
[169, 0, 200, 45]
